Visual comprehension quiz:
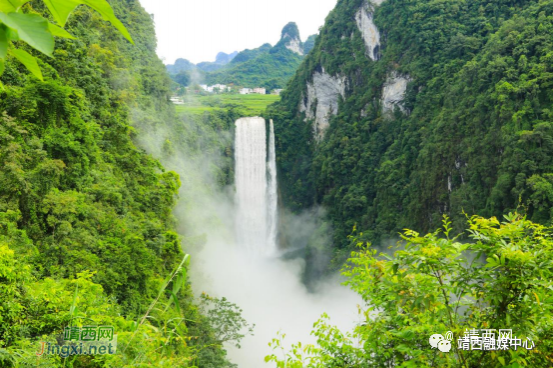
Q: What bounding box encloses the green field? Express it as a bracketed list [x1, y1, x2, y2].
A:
[175, 94, 280, 116]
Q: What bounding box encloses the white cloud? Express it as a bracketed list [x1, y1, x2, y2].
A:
[138, 0, 338, 64]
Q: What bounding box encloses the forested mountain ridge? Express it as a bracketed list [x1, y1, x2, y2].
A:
[205, 22, 312, 90]
[166, 23, 317, 91]
[270, 0, 553, 251]
[166, 51, 239, 75]
[230, 43, 273, 65]
[0, 0, 236, 366]
[197, 51, 239, 71]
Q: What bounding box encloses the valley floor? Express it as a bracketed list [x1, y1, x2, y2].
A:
[175, 94, 280, 116]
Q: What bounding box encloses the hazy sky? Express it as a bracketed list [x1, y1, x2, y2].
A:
[139, 0, 338, 65]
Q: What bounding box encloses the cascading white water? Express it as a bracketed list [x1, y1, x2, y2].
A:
[235, 117, 269, 254]
[266, 119, 278, 253]
[193, 117, 361, 368]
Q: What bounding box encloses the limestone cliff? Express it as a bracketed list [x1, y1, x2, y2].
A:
[269, 0, 553, 251]
[277, 22, 305, 55]
[299, 70, 347, 140]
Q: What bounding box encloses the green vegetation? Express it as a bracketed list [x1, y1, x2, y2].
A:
[165, 52, 239, 90]
[165, 23, 315, 92]
[4, 0, 553, 366]
[196, 51, 238, 72]
[0, 0, 247, 366]
[176, 94, 280, 117]
[270, 0, 553, 254]
[303, 34, 317, 54]
[0, 0, 132, 82]
[267, 0, 553, 364]
[230, 43, 272, 65]
[166, 57, 195, 74]
[205, 23, 307, 90]
[205, 47, 302, 91]
[267, 214, 553, 367]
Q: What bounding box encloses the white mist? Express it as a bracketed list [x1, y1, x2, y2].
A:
[136, 113, 362, 367]
[192, 117, 362, 367]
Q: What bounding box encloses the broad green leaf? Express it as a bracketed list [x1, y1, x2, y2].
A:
[42, 0, 80, 26]
[0, 0, 29, 12]
[0, 25, 7, 59]
[43, 0, 133, 43]
[82, 0, 133, 44]
[47, 22, 75, 39]
[0, 13, 54, 56]
[11, 48, 43, 80]
[0, 58, 4, 76]
[5, 25, 18, 41]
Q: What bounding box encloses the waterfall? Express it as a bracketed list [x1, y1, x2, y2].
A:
[267, 119, 278, 252]
[234, 117, 278, 255]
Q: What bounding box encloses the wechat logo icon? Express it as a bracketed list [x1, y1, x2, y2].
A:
[429, 331, 453, 353]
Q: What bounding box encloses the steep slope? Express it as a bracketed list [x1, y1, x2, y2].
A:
[205, 22, 306, 89]
[0, 0, 235, 366]
[230, 43, 273, 65]
[303, 34, 317, 54]
[270, 0, 553, 250]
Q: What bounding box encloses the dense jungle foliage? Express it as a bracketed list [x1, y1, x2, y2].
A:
[0, 0, 245, 366]
[269, 0, 553, 257]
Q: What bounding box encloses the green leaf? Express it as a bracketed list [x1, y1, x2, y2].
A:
[0, 0, 29, 12]
[5, 26, 18, 42]
[11, 48, 43, 80]
[167, 291, 181, 314]
[486, 257, 498, 268]
[82, 0, 133, 44]
[42, 0, 80, 26]
[47, 22, 75, 39]
[0, 58, 4, 76]
[43, 0, 133, 43]
[0, 26, 7, 59]
[0, 13, 54, 56]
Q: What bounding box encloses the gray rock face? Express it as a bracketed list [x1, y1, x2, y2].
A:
[280, 22, 304, 55]
[382, 71, 411, 114]
[355, 1, 382, 61]
[285, 37, 304, 55]
[300, 70, 347, 139]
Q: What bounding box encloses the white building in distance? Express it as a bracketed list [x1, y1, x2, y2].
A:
[240, 87, 266, 95]
[253, 88, 266, 95]
[212, 84, 231, 92]
[200, 84, 231, 93]
[169, 96, 184, 105]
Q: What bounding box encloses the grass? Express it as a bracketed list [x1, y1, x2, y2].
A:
[174, 93, 280, 117]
